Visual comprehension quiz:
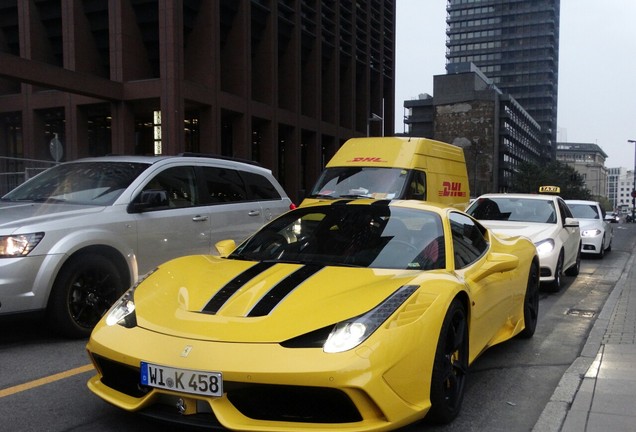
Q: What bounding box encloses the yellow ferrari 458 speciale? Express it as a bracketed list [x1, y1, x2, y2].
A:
[86, 199, 539, 431]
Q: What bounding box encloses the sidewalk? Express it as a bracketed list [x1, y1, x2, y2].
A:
[533, 253, 636, 432]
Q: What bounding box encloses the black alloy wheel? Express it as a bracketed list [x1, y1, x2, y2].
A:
[518, 260, 539, 339]
[48, 253, 125, 338]
[427, 298, 469, 424]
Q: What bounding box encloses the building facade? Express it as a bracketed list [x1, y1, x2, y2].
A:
[556, 142, 608, 199]
[607, 167, 635, 215]
[0, 0, 396, 201]
[445, 0, 560, 159]
[404, 64, 542, 197]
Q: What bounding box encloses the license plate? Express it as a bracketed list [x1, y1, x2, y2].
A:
[140, 362, 223, 397]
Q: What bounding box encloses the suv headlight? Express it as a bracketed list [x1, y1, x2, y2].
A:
[581, 229, 601, 237]
[0, 233, 44, 257]
[323, 285, 418, 353]
[534, 238, 555, 256]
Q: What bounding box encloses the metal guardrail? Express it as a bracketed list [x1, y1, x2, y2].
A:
[0, 156, 57, 196]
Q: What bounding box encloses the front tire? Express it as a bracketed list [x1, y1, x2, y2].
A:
[565, 246, 581, 276]
[48, 253, 126, 338]
[546, 251, 564, 292]
[518, 260, 539, 339]
[427, 298, 469, 424]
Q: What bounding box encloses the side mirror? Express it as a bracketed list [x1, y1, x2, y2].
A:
[128, 189, 169, 213]
[564, 217, 579, 228]
[468, 252, 519, 283]
[215, 239, 237, 257]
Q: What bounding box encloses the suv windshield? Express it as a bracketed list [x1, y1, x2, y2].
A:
[231, 204, 445, 270]
[309, 167, 410, 200]
[2, 162, 150, 206]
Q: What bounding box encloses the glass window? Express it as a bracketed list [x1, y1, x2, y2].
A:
[142, 166, 197, 208]
[449, 212, 488, 269]
[199, 167, 247, 203]
[240, 171, 282, 201]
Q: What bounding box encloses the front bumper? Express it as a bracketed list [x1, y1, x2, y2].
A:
[86, 324, 434, 432]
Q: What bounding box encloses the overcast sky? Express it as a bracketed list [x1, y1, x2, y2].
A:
[394, 0, 636, 169]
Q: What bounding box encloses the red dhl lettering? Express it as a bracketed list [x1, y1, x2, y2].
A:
[438, 181, 467, 198]
[346, 157, 387, 163]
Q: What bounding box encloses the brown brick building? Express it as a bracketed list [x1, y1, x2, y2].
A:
[0, 0, 396, 201]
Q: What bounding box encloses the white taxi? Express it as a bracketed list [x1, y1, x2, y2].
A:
[466, 192, 581, 291]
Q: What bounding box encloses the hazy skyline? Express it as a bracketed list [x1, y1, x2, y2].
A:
[394, 0, 636, 170]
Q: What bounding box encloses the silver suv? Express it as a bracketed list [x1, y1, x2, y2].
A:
[0, 154, 293, 337]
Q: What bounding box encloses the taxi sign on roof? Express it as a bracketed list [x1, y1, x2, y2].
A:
[539, 186, 560, 193]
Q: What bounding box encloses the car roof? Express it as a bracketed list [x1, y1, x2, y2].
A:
[475, 193, 559, 201]
[299, 198, 452, 215]
[565, 199, 600, 205]
[60, 153, 272, 174]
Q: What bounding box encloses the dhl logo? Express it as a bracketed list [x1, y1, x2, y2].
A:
[346, 157, 387, 163]
[438, 181, 467, 197]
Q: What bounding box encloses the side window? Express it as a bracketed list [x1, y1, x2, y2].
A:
[200, 167, 247, 203]
[240, 171, 282, 201]
[141, 166, 197, 209]
[405, 170, 426, 200]
[557, 199, 572, 223]
[449, 212, 488, 269]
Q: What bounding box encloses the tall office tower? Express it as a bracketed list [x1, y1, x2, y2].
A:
[445, 0, 560, 160]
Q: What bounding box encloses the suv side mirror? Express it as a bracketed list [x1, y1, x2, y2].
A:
[128, 189, 169, 213]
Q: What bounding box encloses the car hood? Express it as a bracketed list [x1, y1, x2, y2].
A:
[133, 255, 445, 343]
[478, 220, 557, 244]
[0, 201, 105, 231]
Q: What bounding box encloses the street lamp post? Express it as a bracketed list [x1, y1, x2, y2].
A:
[628, 140, 636, 223]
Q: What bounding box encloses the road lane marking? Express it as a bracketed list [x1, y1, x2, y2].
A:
[0, 364, 94, 399]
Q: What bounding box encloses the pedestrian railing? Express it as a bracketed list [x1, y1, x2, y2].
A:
[0, 156, 57, 196]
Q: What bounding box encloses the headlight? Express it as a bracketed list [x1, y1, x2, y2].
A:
[105, 286, 137, 327]
[534, 238, 555, 256]
[104, 269, 155, 328]
[323, 285, 418, 353]
[0, 233, 44, 257]
[581, 229, 601, 237]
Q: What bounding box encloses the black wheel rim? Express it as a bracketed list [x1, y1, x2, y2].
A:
[68, 268, 120, 329]
[440, 308, 468, 410]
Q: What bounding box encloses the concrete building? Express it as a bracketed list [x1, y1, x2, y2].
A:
[404, 63, 542, 197]
[556, 142, 608, 199]
[0, 0, 396, 201]
[445, 0, 560, 159]
[607, 167, 635, 215]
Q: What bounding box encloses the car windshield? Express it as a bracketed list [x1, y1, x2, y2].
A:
[231, 204, 446, 270]
[2, 161, 150, 205]
[468, 197, 557, 224]
[309, 167, 409, 200]
[568, 203, 600, 220]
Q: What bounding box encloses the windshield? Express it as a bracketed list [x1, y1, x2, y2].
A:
[231, 204, 446, 270]
[568, 203, 600, 220]
[468, 197, 557, 224]
[2, 161, 150, 205]
[309, 167, 411, 200]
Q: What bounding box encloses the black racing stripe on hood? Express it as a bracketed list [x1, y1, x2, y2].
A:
[247, 265, 324, 317]
[202, 261, 275, 314]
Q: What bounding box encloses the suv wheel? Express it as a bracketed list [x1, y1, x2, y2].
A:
[48, 253, 125, 338]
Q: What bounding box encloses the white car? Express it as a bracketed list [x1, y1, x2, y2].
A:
[466, 193, 581, 291]
[0, 154, 293, 337]
[566, 200, 613, 258]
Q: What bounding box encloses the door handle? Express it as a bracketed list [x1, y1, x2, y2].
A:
[192, 215, 209, 222]
[248, 210, 261, 217]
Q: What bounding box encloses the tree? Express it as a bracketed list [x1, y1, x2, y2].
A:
[510, 161, 592, 200]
